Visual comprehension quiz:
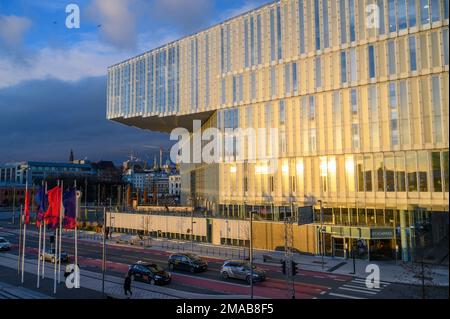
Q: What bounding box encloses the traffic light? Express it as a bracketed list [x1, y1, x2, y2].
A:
[292, 261, 298, 276]
[281, 260, 286, 275]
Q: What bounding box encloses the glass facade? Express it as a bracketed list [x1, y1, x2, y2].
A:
[108, 0, 449, 260]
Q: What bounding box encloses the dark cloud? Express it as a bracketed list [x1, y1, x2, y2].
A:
[0, 77, 172, 164]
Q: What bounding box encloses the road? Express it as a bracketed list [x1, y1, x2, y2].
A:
[0, 221, 428, 299]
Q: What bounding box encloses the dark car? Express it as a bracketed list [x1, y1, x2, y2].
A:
[40, 248, 69, 263]
[168, 253, 208, 273]
[220, 260, 266, 284]
[128, 261, 171, 285]
[0, 237, 11, 251]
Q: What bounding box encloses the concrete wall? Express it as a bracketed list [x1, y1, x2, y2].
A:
[108, 212, 317, 254]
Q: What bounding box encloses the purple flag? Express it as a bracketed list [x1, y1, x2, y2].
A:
[63, 189, 77, 229]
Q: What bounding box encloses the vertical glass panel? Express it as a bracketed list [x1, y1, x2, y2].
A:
[323, 0, 329, 48]
[333, 91, 343, 152]
[431, 75, 442, 143]
[408, 0, 417, 27]
[375, 154, 385, 192]
[340, 0, 347, 44]
[349, 0, 355, 42]
[346, 156, 355, 192]
[349, 48, 357, 82]
[352, 123, 360, 149]
[430, 31, 440, 67]
[299, 0, 305, 54]
[417, 151, 429, 192]
[270, 67, 277, 97]
[315, 0, 321, 50]
[368, 85, 380, 148]
[409, 36, 417, 71]
[406, 151, 418, 191]
[420, 0, 430, 24]
[385, 153, 395, 192]
[279, 100, 286, 125]
[364, 155, 373, 192]
[341, 51, 347, 84]
[257, 14, 262, 64]
[388, 40, 396, 75]
[285, 64, 291, 95]
[368, 45, 376, 79]
[431, 0, 440, 22]
[351, 88, 358, 115]
[445, 0, 449, 19]
[398, 0, 407, 29]
[270, 8, 276, 62]
[399, 80, 410, 145]
[244, 19, 249, 68]
[309, 95, 316, 120]
[388, 0, 397, 32]
[310, 128, 317, 152]
[357, 155, 364, 192]
[443, 28, 449, 66]
[431, 152, 442, 192]
[315, 57, 322, 88]
[277, 5, 282, 60]
[292, 62, 298, 94]
[396, 153, 406, 192]
[378, 0, 386, 35]
[251, 72, 256, 100]
[443, 151, 449, 192]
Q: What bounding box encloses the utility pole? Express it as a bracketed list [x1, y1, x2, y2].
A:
[284, 216, 295, 299]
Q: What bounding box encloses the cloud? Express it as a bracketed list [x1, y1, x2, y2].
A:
[0, 77, 172, 164]
[149, 0, 214, 35]
[0, 14, 32, 61]
[85, 0, 139, 50]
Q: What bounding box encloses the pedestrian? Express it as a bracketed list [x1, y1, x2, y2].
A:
[124, 274, 132, 298]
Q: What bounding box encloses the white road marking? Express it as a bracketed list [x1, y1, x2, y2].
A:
[343, 284, 381, 292]
[338, 287, 378, 295]
[329, 292, 366, 299]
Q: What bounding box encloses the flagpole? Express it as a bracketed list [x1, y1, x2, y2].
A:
[37, 181, 44, 288]
[53, 181, 59, 294]
[21, 179, 28, 284]
[75, 180, 79, 288]
[17, 204, 23, 276]
[42, 181, 47, 279]
[58, 181, 64, 283]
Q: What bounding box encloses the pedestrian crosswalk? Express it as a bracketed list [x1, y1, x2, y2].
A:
[326, 277, 391, 299]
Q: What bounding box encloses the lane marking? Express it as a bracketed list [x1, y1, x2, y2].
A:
[338, 287, 378, 295]
[329, 292, 366, 299]
[342, 284, 381, 292]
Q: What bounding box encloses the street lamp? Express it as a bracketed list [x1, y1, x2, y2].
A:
[317, 200, 325, 269]
[248, 209, 257, 300]
[191, 220, 197, 252]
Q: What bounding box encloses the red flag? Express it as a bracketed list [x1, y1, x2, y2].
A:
[44, 186, 62, 229]
[24, 189, 30, 225]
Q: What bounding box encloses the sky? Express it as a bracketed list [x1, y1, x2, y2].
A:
[0, 0, 269, 164]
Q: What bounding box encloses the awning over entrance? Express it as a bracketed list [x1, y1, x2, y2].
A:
[318, 225, 395, 240]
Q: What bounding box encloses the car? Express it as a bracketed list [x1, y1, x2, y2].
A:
[168, 253, 208, 273]
[0, 237, 11, 251]
[128, 261, 171, 285]
[220, 260, 266, 284]
[40, 248, 69, 263]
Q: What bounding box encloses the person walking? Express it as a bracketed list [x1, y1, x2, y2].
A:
[124, 274, 132, 298]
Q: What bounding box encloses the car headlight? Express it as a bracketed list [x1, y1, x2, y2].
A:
[154, 275, 162, 279]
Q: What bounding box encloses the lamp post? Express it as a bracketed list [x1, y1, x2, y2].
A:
[317, 200, 324, 269]
[249, 209, 257, 300]
[102, 207, 106, 298]
[191, 219, 197, 252]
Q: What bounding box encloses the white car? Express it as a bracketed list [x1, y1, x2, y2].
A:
[0, 237, 11, 251]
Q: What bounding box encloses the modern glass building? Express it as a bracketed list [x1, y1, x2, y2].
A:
[107, 0, 449, 261]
